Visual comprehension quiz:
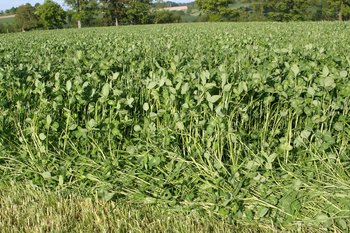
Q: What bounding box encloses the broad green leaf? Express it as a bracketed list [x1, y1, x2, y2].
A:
[112, 72, 119, 80]
[41, 171, 51, 179]
[207, 95, 221, 103]
[102, 192, 115, 201]
[127, 97, 134, 106]
[291, 64, 299, 76]
[176, 121, 185, 130]
[205, 83, 216, 89]
[334, 122, 344, 131]
[323, 76, 335, 88]
[181, 82, 189, 94]
[266, 153, 277, 163]
[238, 82, 248, 93]
[307, 87, 315, 96]
[46, 115, 52, 126]
[59, 175, 64, 186]
[223, 84, 232, 92]
[257, 207, 269, 218]
[143, 103, 150, 111]
[316, 213, 329, 222]
[88, 119, 96, 128]
[337, 219, 348, 230]
[322, 66, 329, 76]
[340, 70, 348, 78]
[300, 130, 311, 139]
[143, 197, 156, 204]
[147, 81, 157, 89]
[200, 70, 210, 84]
[76, 50, 83, 60]
[66, 80, 72, 91]
[149, 156, 161, 168]
[134, 125, 141, 132]
[101, 83, 110, 97]
[280, 143, 293, 151]
[39, 133, 46, 141]
[215, 106, 225, 117]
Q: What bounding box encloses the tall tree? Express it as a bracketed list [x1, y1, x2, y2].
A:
[196, 0, 238, 21]
[125, 0, 152, 24]
[64, 0, 99, 28]
[263, 0, 315, 21]
[5, 7, 18, 15]
[100, 0, 127, 26]
[15, 4, 40, 31]
[65, 0, 82, 28]
[37, 0, 66, 29]
[325, 0, 350, 20]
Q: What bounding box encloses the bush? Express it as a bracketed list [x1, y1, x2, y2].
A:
[152, 10, 181, 24]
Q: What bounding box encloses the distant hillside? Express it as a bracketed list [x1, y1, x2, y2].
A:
[153, 1, 194, 7]
[0, 15, 15, 25]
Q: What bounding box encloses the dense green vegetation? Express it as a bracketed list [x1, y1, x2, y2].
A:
[1, 22, 350, 231]
[0, 16, 15, 25]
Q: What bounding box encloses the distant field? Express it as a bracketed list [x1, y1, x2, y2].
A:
[0, 15, 15, 25]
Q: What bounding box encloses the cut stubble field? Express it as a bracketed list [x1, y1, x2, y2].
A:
[0, 22, 350, 232]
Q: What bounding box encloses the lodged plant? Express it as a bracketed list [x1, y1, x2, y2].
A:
[0, 22, 350, 230]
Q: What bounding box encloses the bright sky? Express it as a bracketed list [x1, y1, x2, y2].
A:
[0, 0, 193, 11]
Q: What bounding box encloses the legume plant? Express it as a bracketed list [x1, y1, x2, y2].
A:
[1, 22, 350, 229]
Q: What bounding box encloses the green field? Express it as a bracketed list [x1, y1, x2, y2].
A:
[1, 22, 350, 231]
[0, 15, 15, 25]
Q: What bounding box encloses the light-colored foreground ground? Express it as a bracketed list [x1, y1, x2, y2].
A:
[0, 183, 323, 233]
[0, 183, 249, 233]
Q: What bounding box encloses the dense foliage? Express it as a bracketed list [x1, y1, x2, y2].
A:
[198, 0, 350, 21]
[0, 22, 350, 230]
[2, 0, 350, 34]
[15, 4, 41, 31]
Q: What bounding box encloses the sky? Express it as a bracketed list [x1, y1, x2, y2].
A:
[0, 0, 193, 11]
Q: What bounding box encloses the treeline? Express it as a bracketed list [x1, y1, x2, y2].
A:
[197, 0, 350, 22]
[0, 0, 190, 33]
[1, 0, 349, 34]
[0, 7, 18, 16]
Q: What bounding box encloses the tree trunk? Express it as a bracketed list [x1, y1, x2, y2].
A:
[115, 17, 119, 26]
[339, 1, 343, 21]
[77, 0, 82, 28]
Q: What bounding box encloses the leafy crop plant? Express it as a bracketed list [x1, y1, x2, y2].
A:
[0, 22, 350, 231]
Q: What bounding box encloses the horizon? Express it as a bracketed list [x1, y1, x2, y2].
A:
[0, 0, 194, 12]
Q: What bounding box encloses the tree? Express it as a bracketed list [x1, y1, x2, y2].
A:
[325, 0, 350, 20]
[195, 0, 238, 21]
[100, 0, 127, 26]
[263, 0, 315, 21]
[125, 0, 152, 24]
[5, 7, 18, 15]
[152, 10, 181, 24]
[65, 0, 82, 28]
[15, 4, 40, 31]
[64, 0, 99, 28]
[37, 0, 66, 29]
[196, 0, 233, 13]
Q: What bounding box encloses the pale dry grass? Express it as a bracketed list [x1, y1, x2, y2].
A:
[0, 183, 266, 233]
